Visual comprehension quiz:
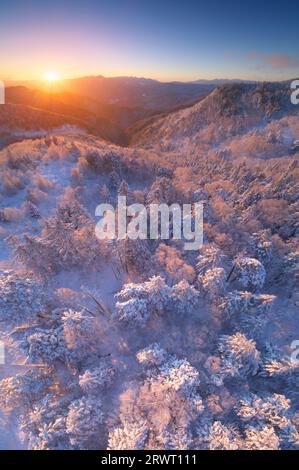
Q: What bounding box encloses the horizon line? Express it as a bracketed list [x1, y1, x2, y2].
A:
[1, 73, 298, 85]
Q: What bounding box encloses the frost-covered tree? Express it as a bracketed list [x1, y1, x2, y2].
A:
[234, 256, 266, 291]
[237, 393, 291, 431]
[118, 179, 129, 196]
[193, 188, 209, 203]
[146, 176, 176, 205]
[199, 267, 226, 300]
[155, 243, 195, 284]
[62, 309, 99, 360]
[263, 358, 298, 378]
[259, 342, 298, 380]
[249, 230, 272, 263]
[208, 421, 241, 450]
[45, 195, 105, 268]
[25, 326, 68, 364]
[196, 244, 226, 275]
[115, 237, 153, 275]
[114, 276, 199, 326]
[24, 200, 41, 219]
[238, 393, 299, 449]
[11, 234, 55, 278]
[108, 170, 121, 190]
[157, 356, 202, 407]
[108, 418, 149, 450]
[136, 343, 167, 367]
[170, 279, 200, 315]
[217, 333, 261, 380]
[141, 354, 204, 423]
[0, 270, 46, 323]
[0, 368, 52, 413]
[160, 428, 194, 450]
[221, 290, 276, 319]
[25, 418, 69, 450]
[79, 363, 115, 394]
[19, 394, 70, 450]
[244, 426, 280, 450]
[99, 183, 111, 201]
[220, 290, 253, 319]
[108, 352, 204, 450]
[13, 193, 105, 275]
[114, 276, 171, 326]
[219, 290, 276, 339]
[66, 396, 104, 447]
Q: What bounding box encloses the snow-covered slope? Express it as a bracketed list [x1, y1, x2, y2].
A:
[133, 82, 299, 157]
[0, 90, 298, 450]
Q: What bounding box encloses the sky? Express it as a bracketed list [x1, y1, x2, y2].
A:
[0, 0, 298, 82]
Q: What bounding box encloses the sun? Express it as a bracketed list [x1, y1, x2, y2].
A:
[44, 71, 60, 82]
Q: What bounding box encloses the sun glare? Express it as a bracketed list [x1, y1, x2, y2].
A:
[45, 71, 60, 82]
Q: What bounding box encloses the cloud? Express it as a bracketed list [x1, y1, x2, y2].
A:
[247, 52, 299, 69]
[264, 54, 299, 68]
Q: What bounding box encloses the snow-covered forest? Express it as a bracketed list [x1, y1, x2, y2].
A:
[0, 82, 298, 450]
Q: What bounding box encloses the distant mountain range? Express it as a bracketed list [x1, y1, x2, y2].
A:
[190, 79, 259, 85]
[4, 76, 215, 110]
[1, 76, 217, 145]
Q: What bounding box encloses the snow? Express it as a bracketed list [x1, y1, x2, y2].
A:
[0, 81, 298, 450]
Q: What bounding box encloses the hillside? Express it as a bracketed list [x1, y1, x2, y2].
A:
[132, 82, 299, 158]
[5, 86, 157, 129]
[0, 101, 130, 149]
